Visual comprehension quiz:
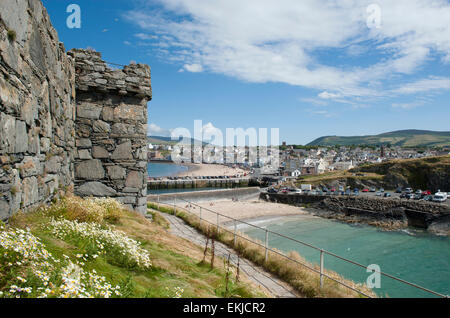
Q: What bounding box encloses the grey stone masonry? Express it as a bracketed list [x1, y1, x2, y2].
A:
[0, 1, 151, 220]
[0, 0, 76, 220]
[69, 49, 151, 214]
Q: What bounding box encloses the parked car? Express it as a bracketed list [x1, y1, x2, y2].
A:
[338, 186, 344, 192]
[380, 188, 385, 192]
[267, 188, 277, 194]
[395, 187, 403, 193]
[375, 191, 383, 197]
[362, 188, 369, 192]
[404, 188, 413, 194]
[345, 189, 351, 195]
[383, 192, 392, 197]
[370, 187, 376, 192]
[422, 195, 433, 201]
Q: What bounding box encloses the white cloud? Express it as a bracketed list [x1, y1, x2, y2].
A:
[134, 33, 158, 40]
[147, 123, 172, 137]
[391, 77, 450, 95]
[124, 0, 450, 99]
[180, 63, 203, 73]
[392, 101, 425, 109]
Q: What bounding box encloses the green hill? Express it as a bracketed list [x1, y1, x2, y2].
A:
[307, 130, 450, 147]
[148, 136, 208, 146]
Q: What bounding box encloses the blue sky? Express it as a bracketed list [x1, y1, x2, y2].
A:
[42, 0, 450, 145]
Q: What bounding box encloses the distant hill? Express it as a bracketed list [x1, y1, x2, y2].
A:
[148, 136, 209, 145]
[307, 130, 450, 147]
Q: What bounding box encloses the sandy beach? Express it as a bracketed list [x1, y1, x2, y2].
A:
[176, 199, 310, 227]
[175, 163, 248, 177]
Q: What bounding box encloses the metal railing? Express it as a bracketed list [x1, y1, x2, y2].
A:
[152, 195, 448, 298]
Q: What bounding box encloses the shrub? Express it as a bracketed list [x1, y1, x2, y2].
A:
[7, 29, 16, 42]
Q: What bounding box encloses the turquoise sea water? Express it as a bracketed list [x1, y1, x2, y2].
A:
[147, 162, 188, 177]
[242, 216, 450, 298]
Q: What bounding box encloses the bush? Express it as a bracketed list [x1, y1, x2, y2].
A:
[7, 29, 16, 42]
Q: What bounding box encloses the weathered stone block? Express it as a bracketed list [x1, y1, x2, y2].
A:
[111, 141, 132, 160]
[17, 156, 41, 177]
[75, 159, 105, 180]
[75, 181, 117, 197]
[92, 146, 109, 159]
[101, 107, 114, 122]
[116, 196, 136, 205]
[45, 156, 62, 174]
[125, 170, 143, 188]
[107, 166, 126, 180]
[0, 199, 10, 220]
[77, 103, 102, 119]
[76, 138, 92, 148]
[15, 120, 28, 153]
[93, 120, 110, 133]
[114, 105, 144, 122]
[0, 113, 15, 154]
[78, 149, 92, 160]
[22, 176, 39, 207]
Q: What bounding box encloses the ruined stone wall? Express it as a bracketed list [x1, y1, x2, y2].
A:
[0, 0, 76, 220]
[69, 49, 151, 214]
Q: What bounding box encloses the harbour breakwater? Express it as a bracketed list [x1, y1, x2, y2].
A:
[147, 187, 261, 204]
[148, 177, 258, 190]
[260, 193, 450, 235]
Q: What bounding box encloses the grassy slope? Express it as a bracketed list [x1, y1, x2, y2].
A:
[351, 155, 450, 191]
[307, 130, 450, 147]
[4, 199, 267, 298]
[293, 155, 450, 191]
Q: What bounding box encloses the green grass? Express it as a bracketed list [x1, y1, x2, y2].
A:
[1, 196, 265, 298]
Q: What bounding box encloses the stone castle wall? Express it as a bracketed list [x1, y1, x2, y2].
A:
[69, 49, 151, 214]
[0, 1, 151, 220]
[0, 0, 76, 220]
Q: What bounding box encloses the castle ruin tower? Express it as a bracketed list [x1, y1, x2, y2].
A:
[69, 49, 151, 214]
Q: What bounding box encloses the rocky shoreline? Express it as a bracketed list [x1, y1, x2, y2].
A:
[261, 193, 450, 236]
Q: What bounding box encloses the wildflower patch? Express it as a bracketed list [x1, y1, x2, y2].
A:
[49, 219, 152, 270]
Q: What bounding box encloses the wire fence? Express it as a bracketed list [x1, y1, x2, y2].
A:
[152, 195, 448, 298]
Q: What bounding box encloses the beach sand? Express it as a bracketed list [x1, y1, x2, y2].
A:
[176, 163, 247, 177]
[177, 199, 310, 227]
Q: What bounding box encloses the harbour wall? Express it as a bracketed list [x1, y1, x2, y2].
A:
[148, 187, 261, 204]
[148, 178, 258, 190]
[260, 193, 450, 230]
